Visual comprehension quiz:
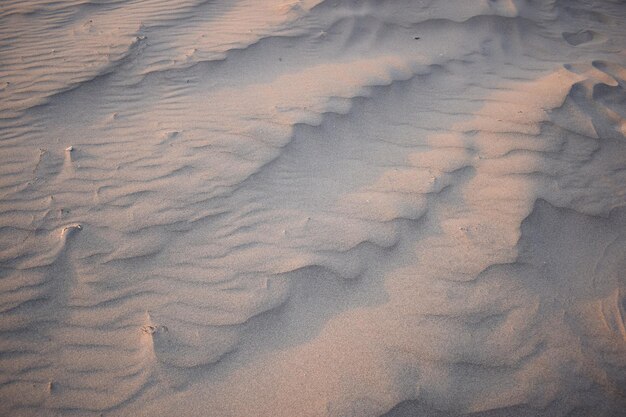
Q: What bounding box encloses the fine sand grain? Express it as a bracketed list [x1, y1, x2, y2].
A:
[1, 1, 625, 416]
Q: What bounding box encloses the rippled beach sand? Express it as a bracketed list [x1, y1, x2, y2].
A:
[1, 1, 625, 416]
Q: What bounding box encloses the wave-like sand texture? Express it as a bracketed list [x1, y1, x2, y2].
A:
[1, 0, 625, 416]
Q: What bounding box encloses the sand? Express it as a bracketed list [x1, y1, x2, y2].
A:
[0, 0, 625, 416]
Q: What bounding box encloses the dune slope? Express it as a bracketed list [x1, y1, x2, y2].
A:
[1, 1, 625, 416]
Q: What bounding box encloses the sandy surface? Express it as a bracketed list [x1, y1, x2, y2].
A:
[1, 0, 625, 416]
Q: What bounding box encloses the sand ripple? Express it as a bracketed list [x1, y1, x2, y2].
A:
[1, 0, 625, 416]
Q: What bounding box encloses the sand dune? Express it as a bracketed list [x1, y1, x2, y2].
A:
[1, 0, 625, 416]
